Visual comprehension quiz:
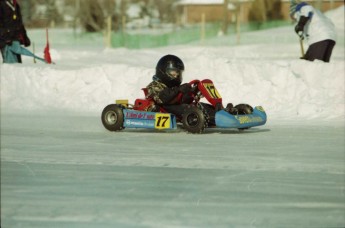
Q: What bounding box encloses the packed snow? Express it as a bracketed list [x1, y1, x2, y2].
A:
[1, 5, 344, 228]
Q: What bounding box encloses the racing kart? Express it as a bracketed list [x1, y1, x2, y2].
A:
[101, 79, 267, 133]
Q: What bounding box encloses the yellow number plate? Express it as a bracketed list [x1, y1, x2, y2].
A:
[155, 113, 171, 129]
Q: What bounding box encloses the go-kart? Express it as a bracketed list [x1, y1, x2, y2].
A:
[101, 79, 267, 133]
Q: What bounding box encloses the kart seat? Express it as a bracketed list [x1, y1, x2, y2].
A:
[133, 88, 155, 111]
[134, 98, 154, 111]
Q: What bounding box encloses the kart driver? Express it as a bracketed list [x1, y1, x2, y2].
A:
[145, 54, 236, 126]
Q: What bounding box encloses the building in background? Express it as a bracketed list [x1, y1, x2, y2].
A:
[176, 0, 344, 24]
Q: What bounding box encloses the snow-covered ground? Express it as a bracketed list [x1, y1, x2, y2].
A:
[1, 6, 344, 228]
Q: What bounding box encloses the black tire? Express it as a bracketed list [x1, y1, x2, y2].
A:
[234, 104, 253, 115]
[182, 106, 206, 134]
[234, 104, 253, 131]
[101, 104, 124, 131]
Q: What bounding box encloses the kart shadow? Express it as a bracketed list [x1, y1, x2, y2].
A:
[119, 127, 270, 135]
[203, 127, 271, 134]
[121, 128, 186, 134]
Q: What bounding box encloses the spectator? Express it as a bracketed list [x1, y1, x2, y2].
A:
[0, 0, 31, 63]
[290, 0, 336, 62]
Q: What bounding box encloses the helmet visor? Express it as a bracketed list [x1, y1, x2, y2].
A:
[166, 67, 182, 79]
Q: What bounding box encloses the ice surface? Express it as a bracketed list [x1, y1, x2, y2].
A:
[1, 114, 344, 227]
[1, 6, 344, 228]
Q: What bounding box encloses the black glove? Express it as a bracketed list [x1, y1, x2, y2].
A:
[178, 83, 192, 94]
[295, 24, 304, 39]
[294, 24, 303, 34]
[295, 16, 309, 39]
[296, 30, 304, 40]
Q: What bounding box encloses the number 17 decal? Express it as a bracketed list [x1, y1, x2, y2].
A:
[155, 113, 171, 129]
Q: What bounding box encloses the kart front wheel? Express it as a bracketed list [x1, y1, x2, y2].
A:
[235, 104, 253, 115]
[182, 106, 206, 134]
[235, 104, 253, 131]
[101, 104, 124, 131]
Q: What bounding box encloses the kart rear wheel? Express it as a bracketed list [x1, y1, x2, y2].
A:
[235, 104, 253, 115]
[182, 106, 206, 134]
[101, 104, 124, 131]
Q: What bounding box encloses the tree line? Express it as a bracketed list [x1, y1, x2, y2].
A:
[20, 0, 290, 31]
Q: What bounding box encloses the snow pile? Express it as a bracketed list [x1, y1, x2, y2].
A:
[0, 7, 344, 121]
[325, 5, 344, 33]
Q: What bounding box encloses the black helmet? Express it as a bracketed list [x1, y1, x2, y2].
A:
[155, 54, 184, 88]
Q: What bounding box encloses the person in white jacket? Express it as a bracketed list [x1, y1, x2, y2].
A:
[290, 0, 336, 62]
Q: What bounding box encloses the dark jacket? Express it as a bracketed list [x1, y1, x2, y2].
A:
[0, 0, 30, 49]
[146, 77, 181, 105]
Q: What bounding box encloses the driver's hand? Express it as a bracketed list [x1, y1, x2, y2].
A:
[178, 83, 192, 94]
[191, 84, 198, 93]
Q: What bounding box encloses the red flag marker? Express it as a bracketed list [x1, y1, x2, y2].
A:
[44, 28, 52, 64]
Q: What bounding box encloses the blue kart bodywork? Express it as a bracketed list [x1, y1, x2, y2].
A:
[121, 106, 266, 131]
[123, 109, 177, 130]
[215, 106, 267, 129]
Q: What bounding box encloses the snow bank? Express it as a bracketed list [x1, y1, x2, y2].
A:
[326, 5, 345, 33]
[0, 6, 344, 121]
[1, 53, 343, 120]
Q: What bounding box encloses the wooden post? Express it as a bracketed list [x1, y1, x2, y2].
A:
[33, 42, 36, 63]
[236, 2, 241, 45]
[106, 16, 112, 48]
[122, 15, 126, 33]
[200, 13, 205, 44]
[122, 15, 126, 47]
[223, 0, 229, 35]
[73, 0, 80, 38]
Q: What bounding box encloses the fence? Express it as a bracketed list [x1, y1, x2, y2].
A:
[110, 23, 221, 49]
[108, 20, 291, 49]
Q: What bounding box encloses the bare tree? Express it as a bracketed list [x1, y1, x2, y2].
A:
[153, 0, 176, 23]
[120, 0, 127, 31]
[249, 0, 267, 23]
[46, 0, 62, 26]
[248, 0, 283, 28]
[79, 0, 105, 32]
[265, 0, 282, 20]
